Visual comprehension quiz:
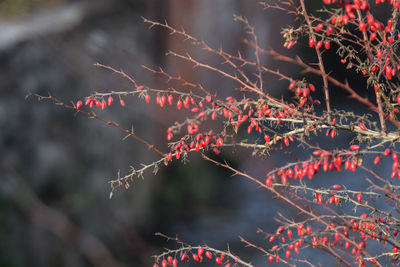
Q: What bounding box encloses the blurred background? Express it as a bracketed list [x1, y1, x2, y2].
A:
[0, 0, 393, 266]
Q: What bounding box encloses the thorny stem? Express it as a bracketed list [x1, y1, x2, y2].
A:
[299, 0, 331, 121]
[356, 10, 386, 132]
[234, 15, 264, 91]
[94, 63, 140, 88]
[28, 92, 165, 157]
[239, 237, 296, 267]
[154, 233, 254, 267]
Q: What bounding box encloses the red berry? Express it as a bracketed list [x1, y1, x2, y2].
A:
[332, 184, 341, 189]
[137, 85, 144, 90]
[120, 99, 125, 107]
[309, 38, 315, 48]
[176, 99, 182, 109]
[326, 24, 334, 35]
[316, 41, 323, 50]
[393, 161, 399, 171]
[306, 225, 311, 235]
[268, 255, 274, 263]
[357, 193, 362, 203]
[324, 40, 330, 50]
[167, 95, 173, 105]
[266, 177, 272, 187]
[330, 129, 336, 138]
[315, 23, 324, 31]
[181, 253, 189, 261]
[287, 229, 292, 239]
[286, 250, 290, 258]
[205, 251, 213, 259]
[198, 247, 204, 257]
[94, 99, 101, 108]
[350, 145, 360, 151]
[76, 100, 83, 109]
[192, 254, 199, 261]
[313, 150, 322, 156]
[289, 81, 296, 90]
[359, 22, 367, 32]
[108, 96, 113, 106]
[286, 40, 294, 49]
[283, 137, 289, 147]
[215, 257, 222, 265]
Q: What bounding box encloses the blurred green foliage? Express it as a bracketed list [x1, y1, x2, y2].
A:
[0, 0, 62, 17]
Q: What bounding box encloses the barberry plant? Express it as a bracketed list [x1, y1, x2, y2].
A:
[31, 0, 400, 266]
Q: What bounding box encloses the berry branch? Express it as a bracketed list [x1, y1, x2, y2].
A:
[36, 0, 400, 266]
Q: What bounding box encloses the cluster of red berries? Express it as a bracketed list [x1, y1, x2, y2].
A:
[265, 143, 359, 186]
[75, 86, 145, 110]
[166, 130, 224, 160]
[288, 81, 320, 108]
[268, 211, 400, 266]
[154, 247, 234, 267]
[162, 90, 317, 160]
[265, 144, 400, 190]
